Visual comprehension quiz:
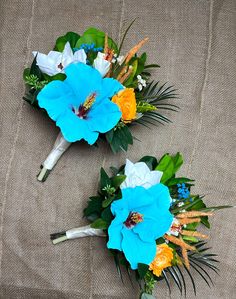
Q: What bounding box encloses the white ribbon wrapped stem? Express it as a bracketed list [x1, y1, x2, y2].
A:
[66, 225, 106, 239]
[43, 132, 71, 170]
[37, 132, 71, 182]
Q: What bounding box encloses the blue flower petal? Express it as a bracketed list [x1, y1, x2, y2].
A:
[121, 228, 156, 270]
[110, 187, 152, 216]
[122, 187, 155, 211]
[37, 80, 73, 120]
[37, 62, 125, 143]
[99, 78, 124, 102]
[87, 100, 121, 133]
[107, 208, 129, 251]
[57, 110, 98, 144]
[132, 184, 173, 242]
[65, 63, 103, 103]
[148, 183, 172, 210]
[133, 210, 173, 242]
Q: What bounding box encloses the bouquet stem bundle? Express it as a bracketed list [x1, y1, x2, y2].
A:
[50, 225, 105, 245]
[37, 132, 71, 182]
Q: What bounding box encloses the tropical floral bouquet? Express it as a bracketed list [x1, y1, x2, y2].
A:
[23, 24, 177, 182]
[50, 153, 231, 299]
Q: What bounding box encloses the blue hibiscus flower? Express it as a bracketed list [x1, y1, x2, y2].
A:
[107, 184, 173, 269]
[37, 62, 123, 144]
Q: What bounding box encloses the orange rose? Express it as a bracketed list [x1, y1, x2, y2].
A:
[149, 244, 173, 277]
[112, 88, 136, 123]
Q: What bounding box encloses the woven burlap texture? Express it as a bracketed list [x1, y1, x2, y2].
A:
[0, 0, 235, 298]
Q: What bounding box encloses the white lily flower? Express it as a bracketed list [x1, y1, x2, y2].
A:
[32, 42, 87, 76]
[120, 159, 163, 189]
[93, 52, 111, 77]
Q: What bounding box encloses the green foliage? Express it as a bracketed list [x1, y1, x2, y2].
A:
[101, 207, 113, 224]
[167, 177, 194, 186]
[136, 52, 147, 75]
[155, 152, 183, 184]
[139, 156, 158, 170]
[23, 86, 40, 107]
[123, 59, 138, 86]
[82, 153, 230, 298]
[136, 101, 157, 113]
[29, 55, 43, 80]
[100, 168, 111, 190]
[118, 19, 136, 55]
[84, 166, 126, 228]
[198, 205, 233, 212]
[138, 263, 149, 279]
[43, 73, 66, 82]
[123, 53, 148, 87]
[136, 81, 178, 126]
[25, 74, 48, 90]
[83, 196, 103, 221]
[75, 27, 118, 53]
[156, 241, 220, 296]
[111, 175, 126, 188]
[102, 196, 114, 209]
[23, 54, 66, 108]
[54, 31, 80, 52]
[23, 68, 30, 80]
[106, 123, 133, 153]
[90, 218, 108, 229]
[143, 271, 156, 296]
[23, 56, 44, 107]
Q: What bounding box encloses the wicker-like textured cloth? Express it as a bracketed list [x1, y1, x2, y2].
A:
[0, 0, 235, 298]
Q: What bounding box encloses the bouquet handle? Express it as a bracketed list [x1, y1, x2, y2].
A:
[50, 225, 106, 244]
[37, 132, 71, 182]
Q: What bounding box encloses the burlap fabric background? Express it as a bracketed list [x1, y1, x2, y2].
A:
[0, 0, 235, 298]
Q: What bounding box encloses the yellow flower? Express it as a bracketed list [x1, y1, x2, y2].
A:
[112, 88, 136, 123]
[149, 244, 173, 277]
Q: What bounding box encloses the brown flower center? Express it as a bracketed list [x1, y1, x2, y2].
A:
[57, 62, 64, 70]
[124, 212, 143, 229]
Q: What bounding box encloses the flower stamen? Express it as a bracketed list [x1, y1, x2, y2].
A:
[124, 212, 143, 229]
[73, 92, 97, 119]
[83, 92, 97, 110]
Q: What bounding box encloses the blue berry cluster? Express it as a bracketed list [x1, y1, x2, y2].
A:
[177, 183, 190, 199]
[74, 43, 103, 53]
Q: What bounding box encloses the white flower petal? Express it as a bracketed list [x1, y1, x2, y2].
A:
[34, 52, 59, 76]
[93, 52, 111, 77]
[32, 42, 80, 76]
[120, 159, 163, 189]
[47, 51, 62, 61]
[73, 49, 87, 64]
[62, 41, 74, 59]
[32, 51, 38, 57]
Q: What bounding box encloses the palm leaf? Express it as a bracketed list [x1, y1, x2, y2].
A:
[189, 260, 214, 286]
[146, 111, 172, 123]
[118, 19, 136, 55]
[175, 265, 187, 297]
[138, 116, 166, 126]
[137, 80, 178, 127]
[197, 205, 233, 212]
[142, 81, 178, 102]
[162, 270, 171, 294]
[189, 261, 211, 287]
[183, 264, 197, 295]
[166, 267, 183, 294]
